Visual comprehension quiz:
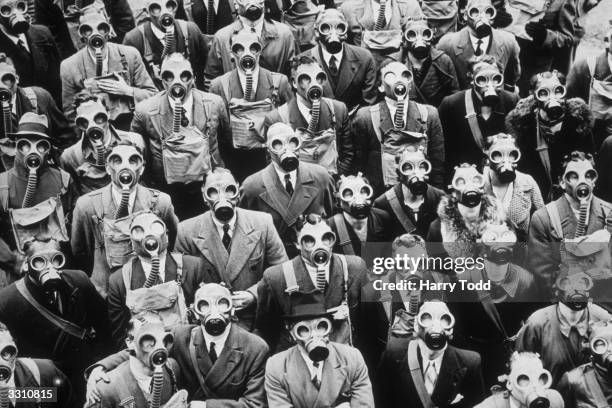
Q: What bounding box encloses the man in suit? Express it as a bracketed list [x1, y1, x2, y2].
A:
[437, 0, 521, 91]
[376, 301, 486, 408]
[131, 52, 228, 220]
[179, 0, 235, 37]
[239, 123, 335, 258]
[204, 0, 296, 78]
[86, 283, 269, 407]
[176, 168, 288, 331]
[209, 30, 293, 181]
[265, 290, 374, 407]
[60, 10, 157, 127]
[297, 9, 377, 111]
[256, 214, 369, 353]
[438, 55, 519, 178]
[71, 141, 179, 296]
[123, 0, 209, 90]
[0, 239, 111, 404]
[264, 56, 354, 176]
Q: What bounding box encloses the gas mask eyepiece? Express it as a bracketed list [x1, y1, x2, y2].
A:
[561, 157, 597, 202]
[555, 273, 593, 311]
[0, 343, 16, 382]
[507, 353, 554, 408]
[292, 318, 332, 362]
[466, 2, 496, 38]
[130, 214, 168, 258]
[16, 138, 50, 171]
[28, 251, 66, 290]
[337, 174, 373, 219]
[204, 181, 239, 222]
[480, 222, 517, 264]
[0, 0, 30, 34]
[473, 70, 503, 107]
[403, 21, 433, 60]
[451, 165, 485, 208]
[315, 10, 348, 54]
[589, 322, 612, 372]
[398, 147, 431, 195]
[415, 302, 455, 350]
[534, 74, 566, 122]
[194, 284, 233, 336]
[487, 134, 521, 184]
[267, 123, 302, 172]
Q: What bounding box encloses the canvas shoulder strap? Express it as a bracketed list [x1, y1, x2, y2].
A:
[0, 172, 8, 211]
[138, 24, 154, 66]
[188, 326, 216, 397]
[270, 73, 282, 107]
[183, 0, 195, 22]
[59, 169, 71, 195]
[282, 260, 299, 294]
[323, 97, 336, 127]
[585, 368, 608, 408]
[177, 20, 190, 59]
[464, 90, 486, 153]
[19, 358, 41, 386]
[587, 55, 597, 78]
[277, 103, 290, 124]
[545, 201, 564, 240]
[333, 213, 355, 256]
[370, 104, 382, 142]
[22, 87, 38, 113]
[415, 102, 428, 132]
[407, 340, 435, 408]
[219, 74, 232, 105]
[385, 188, 416, 233]
[170, 252, 183, 282]
[121, 258, 133, 290]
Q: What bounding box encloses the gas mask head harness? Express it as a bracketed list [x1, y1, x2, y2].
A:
[470, 57, 503, 107]
[396, 145, 431, 196]
[203, 169, 239, 223]
[465, 0, 496, 39]
[296, 214, 336, 269]
[161, 53, 195, 103]
[415, 301, 455, 350]
[292, 58, 327, 105]
[126, 315, 174, 371]
[193, 283, 234, 336]
[336, 173, 373, 219]
[450, 164, 485, 208]
[532, 71, 567, 123]
[506, 352, 554, 408]
[234, 0, 264, 22]
[267, 122, 301, 172]
[78, 11, 111, 52]
[314, 9, 347, 55]
[0, 0, 29, 35]
[554, 272, 593, 311]
[130, 212, 168, 259]
[588, 320, 612, 372]
[106, 143, 144, 191]
[486, 133, 520, 184]
[403, 17, 433, 60]
[379, 61, 413, 102]
[0, 328, 17, 384]
[144, 0, 178, 31]
[230, 31, 262, 74]
[559, 151, 597, 204]
[479, 221, 517, 265]
[0, 56, 17, 103]
[24, 239, 66, 292]
[76, 98, 110, 164]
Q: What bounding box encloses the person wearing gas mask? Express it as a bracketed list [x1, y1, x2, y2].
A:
[107, 211, 216, 350]
[508, 71, 594, 201]
[373, 145, 445, 239]
[437, 0, 520, 91]
[352, 59, 444, 197]
[131, 52, 227, 221]
[123, 0, 209, 91]
[264, 56, 354, 177]
[474, 352, 564, 408]
[60, 9, 157, 127]
[176, 168, 287, 331]
[397, 17, 459, 108]
[0, 321, 74, 407]
[0, 0, 63, 104]
[0, 238, 112, 404]
[204, 0, 296, 79]
[376, 300, 486, 408]
[71, 141, 179, 296]
[255, 213, 368, 353]
[179, 0, 235, 38]
[265, 290, 374, 407]
[86, 283, 269, 407]
[515, 272, 611, 385]
[61, 93, 145, 195]
[326, 173, 392, 256]
[296, 9, 378, 111]
[239, 123, 335, 258]
[439, 55, 519, 177]
[209, 30, 293, 182]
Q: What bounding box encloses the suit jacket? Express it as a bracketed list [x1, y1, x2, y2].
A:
[31, 0, 76, 59]
[60, 42, 157, 123]
[298, 43, 378, 110]
[239, 162, 335, 258]
[205, 18, 296, 78]
[596, 135, 612, 203]
[71, 183, 179, 296]
[130, 89, 228, 187]
[376, 339, 486, 408]
[177, 0, 235, 35]
[437, 27, 521, 90]
[264, 97, 354, 175]
[107, 253, 217, 349]
[475, 390, 564, 408]
[11, 358, 74, 408]
[326, 208, 393, 256]
[255, 254, 369, 353]
[265, 342, 374, 408]
[558, 362, 612, 408]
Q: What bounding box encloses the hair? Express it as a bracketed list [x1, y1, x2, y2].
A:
[74, 90, 106, 110]
[294, 213, 325, 233]
[0, 322, 9, 334]
[376, 58, 409, 88]
[22, 238, 60, 255]
[203, 167, 235, 184]
[401, 16, 430, 32]
[289, 55, 322, 81]
[161, 52, 192, 70]
[507, 351, 542, 372]
[394, 144, 427, 165]
[391, 233, 426, 254]
[467, 54, 504, 75]
[314, 8, 346, 26]
[124, 313, 164, 340]
[110, 139, 145, 157]
[334, 173, 371, 191]
[529, 70, 566, 90]
[559, 150, 595, 175]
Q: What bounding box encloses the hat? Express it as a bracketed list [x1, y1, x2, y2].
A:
[284, 290, 332, 321]
[11, 112, 49, 139]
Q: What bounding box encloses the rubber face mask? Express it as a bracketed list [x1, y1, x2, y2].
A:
[314, 11, 348, 54]
[231, 32, 262, 74]
[465, 0, 495, 39]
[16, 136, 50, 172]
[78, 14, 111, 53]
[145, 0, 178, 31]
[267, 125, 301, 172]
[337, 173, 373, 219]
[128, 320, 174, 371]
[203, 172, 239, 223]
[161, 58, 195, 103]
[534, 74, 567, 123]
[0, 62, 17, 101]
[472, 62, 503, 107]
[130, 212, 169, 258]
[507, 355, 553, 408]
[26, 242, 66, 292]
[235, 0, 264, 21]
[106, 145, 144, 192]
[0, 333, 17, 384]
[0, 0, 29, 35]
[293, 63, 327, 105]
[415, 301, 455, 350]
[297, 220, 336, 268]
[194, 284, 233, 336]
[451, 165, 485, 208]
[589, 323, 612, 372]
[480, 222, 516, 264]
[379, 61, 413, 101]
[560, 160, 597, 203]
[555, 272, 593, 311]
[397, 147, 431, 196]
[403, 20, 433, 60]
[487, 136, 520, 184]
[76, 100, 110, 166]
[290, 317, 332, 362]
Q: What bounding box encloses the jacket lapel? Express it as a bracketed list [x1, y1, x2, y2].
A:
[488, 31, 506, 63]
[205, 325, 244, 389]
[325, 255, 344, 307]
[192, 326, 214, 380]
[192, 91, 207, 131]
[193, 213, 230, 280]
[288, 98, 308, 129]
[287, 166, 320, 226]
[254, 69, 271, 100]
[432, 347, 465, 405]
[378, 101, 394, 134]
[283, 347, 319, 407]
[261, 20, 280, 52]
[230, 69, 244, 99]
[456, 28, 472, 59]
[356, 0, 374, 29]
[225, 210, 259, 282]
[293, 256, 316, 292]
[260, 164, 292, 221]
[103, 184, 118, 216]
[150, 93, 172, 139]
[557, 196, 577, 238]
[334, 51, 361, 98]
[314, 345, 347, 408]
[134, 184, 152, 213]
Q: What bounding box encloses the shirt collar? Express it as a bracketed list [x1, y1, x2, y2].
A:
[557, 302, 589, 338]
[320, 45, 343, 67]
[168, 93, 194, 115]
[0, 25, 27, 47]
[201, 324, 231, 353]
[486, 262, 520, 298]
[469, 32, 490, 48]
[298, 345, 325, 378]
[385, 96, 408, 113]
[129, 356, 153, 396]
[87, 48, 109, 67]
[150, 23, 166, 42]
[417, 338, 445, 373]
[239, 16, 264, 37]
[138, 251, 168, 282]
[274, 163, 297, 186]
[212, 211, 237, 231]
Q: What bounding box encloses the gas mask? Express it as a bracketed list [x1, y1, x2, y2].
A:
[314, 10, 347, 55]
[130, 212, 169, 259]
[16, 136, 50, 172]
[297, 218, 336, 268]
[193, 284, 233, 336]
[589, 322, 612, 372]
[337, 173, 373, 219]
[202, 171, 239, 223]
[267, 123, 301, 172]
[76, 100, 110, 166]
[507, 353, 554, 408]
[0, 0, 29, 35]
[465, 0, 496, 39]
[397, 146, 431, 196]
[0, 333, 17, 384]
[403, 19, 433, 60]
[26, 243, 66, 292]
[78, 13, 111, 53]
[560, 159, 597, 203]
[379, 61, 413, 102]
[0, 62, 17, 102]
[480, 222, 516, 264]
[290, 316, 332, 362]
[293, 63, 327, 106]
[145, 0, 177, 31]
[471, 62, 503, 107]
[106, 145, 144, 192]
[231, 32, 262, 75]
[487, 135, 520, 184]
[555, 272, 593, 311]
[534, 74, 566, 123]
[450, 165, 485, 208]
[235, 0, 264, 22]
[161, 57, 194, 107]
[128, 319, 174, 371]
[415, 301, 455, 350]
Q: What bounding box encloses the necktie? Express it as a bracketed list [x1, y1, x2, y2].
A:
[424, 361, 437, 394]
[374, 0, 387, 31]
[393, 100, 405, 129]
[475, 39, 483, 56]
[181, 107, 189, 127]
[312, 361, 321, 389]
[209, 342, 218, 364]
[328, 55, 338, 77]
[206, 0, 216, 35]
[315, 267, 326, 291]
[222, 223, 231, 252]
[284, 173, 294, 196]
[244, 73, 253, 101]
[17, 39, 29, 54]
[575, 201, 589, 238]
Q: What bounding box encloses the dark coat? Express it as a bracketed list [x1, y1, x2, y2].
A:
[558, 362, 612, 408]
[30, 0, 76, 59]
[596, 135, 612, 203]
[475, 390, 564, 408]
[176, 0, 235, 35]
[326, 208, 393, 256]
[10, 358, 74, 408]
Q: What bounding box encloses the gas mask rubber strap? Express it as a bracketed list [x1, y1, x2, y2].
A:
[407, 340, 436, 408]
[464, 91, 487, 152]
[187, 326, 216, 395]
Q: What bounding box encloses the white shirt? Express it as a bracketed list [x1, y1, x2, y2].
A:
[492, 181, 513, 213]
[385, 96, 408, 123]
[11, 92, 17, 114]
[87, 49, 109, 75]
[212, 212, 237, 240]
[111, 185, 137, 213]
[150, 23, 167, 42]
[299, 346, 324, 382]
[275, 165, 297, 192]
[418, 338, 445, 393]
[469, 32, 490, 55]
[296, 96, 313, 124]
[237, 66, 260, 97]
[168, 93, 194, 124]
[204, 0, 220, 14]
[239, 16, 264, 38]
[343, 212, 368, 242]
[370, 0, 392, 27]
[565, 193, 591, 228]
[320, 45, 343, 71]
[201, 324, 230, 359]
[129, 356, 153, 397]
[305, 259, 330, 285]
[138, 252, 167, 283]
[0, 26, 29, 52]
